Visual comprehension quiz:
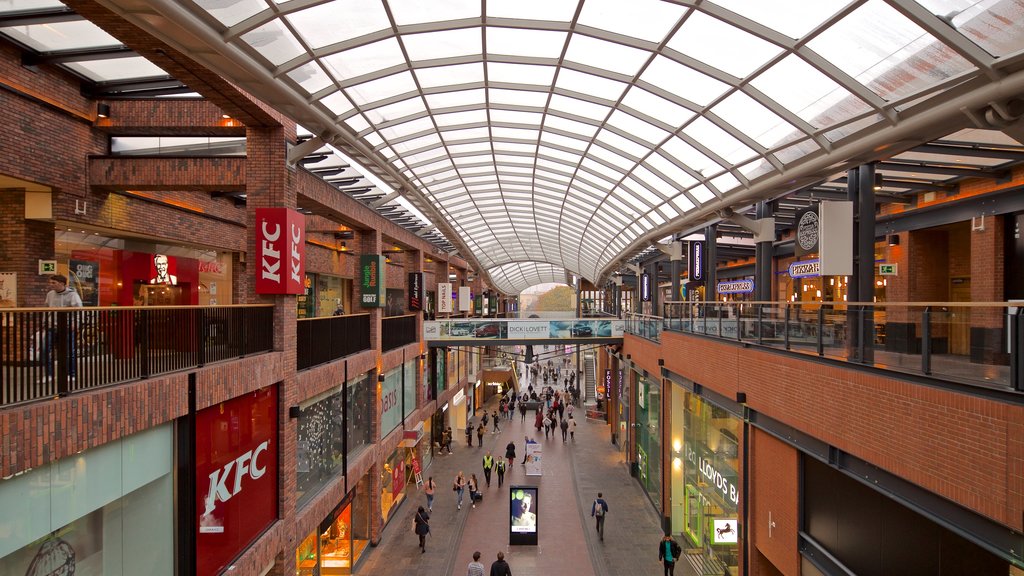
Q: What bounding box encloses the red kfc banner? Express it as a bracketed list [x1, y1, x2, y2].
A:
[196, 386, 279, 576]
[255, 208, 305, 294]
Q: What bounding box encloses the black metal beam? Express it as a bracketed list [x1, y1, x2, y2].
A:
[877, 185, 1024, 233]
[84, 76, 187, 98]
[0, 7, 81, 26]
[834, 176, 955, 193]
[23, 45, 135, 66]
[876, 161, 1005, 179]
[912, 142, 1024, 161]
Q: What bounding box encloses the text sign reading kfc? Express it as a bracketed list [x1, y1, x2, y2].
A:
[196, 386, 279, 576]
[255, 208, 305, 294]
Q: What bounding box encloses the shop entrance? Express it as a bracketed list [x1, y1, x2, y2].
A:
[949, 277, 971, 356]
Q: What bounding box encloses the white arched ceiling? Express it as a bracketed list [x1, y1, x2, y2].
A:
[105, 0, 1024, 292]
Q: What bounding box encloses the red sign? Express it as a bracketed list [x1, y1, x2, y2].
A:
[392, 459, 406, 498]
[255, 208, 305, 294]
[411, 453, 422, 476]
[196, 386, 279, 576]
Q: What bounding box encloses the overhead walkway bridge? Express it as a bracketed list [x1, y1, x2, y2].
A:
[422, 318, 624, 348]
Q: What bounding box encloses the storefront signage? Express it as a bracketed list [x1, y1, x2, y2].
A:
[795, 206, 820, 257]
[453, 389, 465, 405]
[255, 208, 305, 294]
[196, 386, 278, 576]
[688, 241, 704, 282]
[392, 459, 406, 497]
[199, 260, 224, 274]
[69, 259, 99, 306]
[712, 519, 739, 544]
[603, 369, 612, 395]
[685, 443, 739, 506]
[359, 255, 385, 307]
[459, 286, 471, 312]
[788, 259, 820, 278]
[408, 272, 423, 310]
[380, 370, 402, 438]
[879, 263, 898, 275]
[640, 272, 651, 302]
[508, 321, 549, 339]
[717, 279, 754, 294]
[438, 282, 453, 313]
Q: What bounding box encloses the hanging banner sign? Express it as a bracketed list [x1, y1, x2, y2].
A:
[408, 272, 423, 310]
[254, 208, 306, 295]
[794, 206, 820, 257]
[437, 282, 453, 313]
[717, 279, 755, 294]
[640, 272, 652, 302]
[788, 259, 821, 278]
[360, 255, 385, 307]
[688, 241, 705, 282]
[459, 286, 471, 312]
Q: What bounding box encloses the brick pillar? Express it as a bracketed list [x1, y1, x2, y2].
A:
[245, 125, 297, 574]
[0, 193, 55, 307]
[971, 215, 1006, 364]
[884, 232, 912, 352]
[358, 228, 383, 350]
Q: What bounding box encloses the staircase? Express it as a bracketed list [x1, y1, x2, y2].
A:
[583, 352, 597, 404]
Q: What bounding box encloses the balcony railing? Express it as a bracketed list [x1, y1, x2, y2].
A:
[296, 314, 372, 371]
[625, 313, 662, 342]
[382, 314, 418, 352]
[660, 301, 1024, 392]
[1, 305, 274, 406]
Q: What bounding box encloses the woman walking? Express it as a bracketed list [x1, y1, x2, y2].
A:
[425, 476, 436, 512]
[454, 471, 466, 510]
[468, 473, 480, 509]
[414, 506, 430, 552]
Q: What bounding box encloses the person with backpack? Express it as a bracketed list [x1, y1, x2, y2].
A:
[413, 506, 430, 552]
[658, 533, 683, 576]
[591, 492, 609, 540]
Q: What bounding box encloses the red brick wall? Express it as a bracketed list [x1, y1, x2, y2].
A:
[749, 429, 799, 576]
[648, 331, 1024, 532]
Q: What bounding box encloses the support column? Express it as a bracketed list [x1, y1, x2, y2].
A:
[670, 259, 682, 306]
[847, 164, 876, 363]
[755, 201, 774, 302]
[0, 192, 55, 306]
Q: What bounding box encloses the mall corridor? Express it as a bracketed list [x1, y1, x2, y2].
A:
[354, 400, 691, 576]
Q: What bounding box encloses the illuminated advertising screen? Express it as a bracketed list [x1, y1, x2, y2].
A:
[509, 486, 538, 545]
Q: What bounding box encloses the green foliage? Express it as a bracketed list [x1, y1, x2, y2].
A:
[532, 286, 575, 311]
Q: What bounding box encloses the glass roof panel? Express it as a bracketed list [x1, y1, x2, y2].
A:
[287, 1, 391, 49]
[537, 145, 581, 164]
[544, 114, 599, 138]
[493, 127, 539, 141]
[671, 194, 695, 213]
[1, 20, 118, 51]
[688, 184, 716, 202]
[425, 88, 485, 109]
[640, 56, 729, 107]
[607, 110, 669, 146]
[488, 62, 556, 86]
[621, 87, 695, 129]
[345, 70, 418, 105]
[713, 0, 848, 39]
[486, 0, 580, 21]
[287, 62, 334, 94]
[489, 88, 549, 107]
[710, 172, 741, 193]
[712, 91, 793, 148]
[380, 116, 435, 139]
[322, 37, 406, 81]
[242, 20, 306, 66]
[807, 0, 974, 101]
[363, 97, 426, 124]
[0, 0, 63, 10]
[683, 117, 756, 164]
[491, 110, 545, 126]
[403, 28, 482, 61]
[595, 129, 649, 158]
[659, 137, 723, 176]
[548, 94, 611, 122]
[487, 27, 567, 59]
[668, 10, 783, 78]
[916, 0, 1024, 57]
[345, 113, 372, 134]
[442, 127, 490, 142]
[751, 54, 867, 128]
[555, 68, 627, 101]
[434, 109, 488, 127]
[564, 33, 652, 77]
[448, 142, 493, 154]
[643, 155, 698, 188]
[64, 57, 167, 82]
[195, 0, 266, 27]
[577, 0, 686, 42]
[387, 0, 480, 25]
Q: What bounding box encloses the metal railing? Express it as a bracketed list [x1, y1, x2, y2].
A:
[296, 314, 372, 371]
[382, 314, 418, 352]
[1, 305, 274, 406]
[625, 312, 663, 342]
[655, 301, 1023, 392]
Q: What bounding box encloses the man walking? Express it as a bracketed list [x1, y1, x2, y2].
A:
[591, 492, 609, 541]
[496, 459, 506, 487]
[658, 533, 682, 576]
[482, 451, 494, 487]
[43, 274, 82, 383]
[489, 551, 512, 576]
[467, 551, 485, 576]
[559, 417, 569, 442]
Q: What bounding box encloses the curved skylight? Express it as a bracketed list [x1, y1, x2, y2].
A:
[95, 0, 1021, 292]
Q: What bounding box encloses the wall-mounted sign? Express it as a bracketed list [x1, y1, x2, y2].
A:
[712, 519, 739, 544]
[408, 272, 423, 310]
[788, 259, 821, 278]
[196, 386, 278, 576]
[437, 282, 453, 313]
[38, 259, 57, 275]
[459, 286, 471, 312]
[69, 259, 99, 306]
[879, 263, 898, 276]
[794, 207, 820, 257]
[359, 255, 385, 307]
[717, 279, 754, 294]
[688, 241, 704, 282]
[0, 272, 16, 308]
[254, 208, 305, 294]
[640, 272, 652, 302]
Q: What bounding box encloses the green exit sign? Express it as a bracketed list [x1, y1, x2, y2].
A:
[38, 260, 57, 274]
[879, 263, 898, 275]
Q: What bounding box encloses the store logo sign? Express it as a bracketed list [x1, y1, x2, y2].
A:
[203, 440, 269, 518]
[795, 207, 820, 257]
[255, 208, 305, 294]
[408, 272, 423, 310]
[788, 259, 821, 278]
[640, 272, 651, 302]
[718, 279, 754, 294]
[688, 242, 704, 282]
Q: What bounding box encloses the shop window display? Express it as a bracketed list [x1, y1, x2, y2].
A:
[294, 487, 370, 576]
[346, 373, 373, 459]
[379, 451, 407, 524]
[297, 387, 345, 507]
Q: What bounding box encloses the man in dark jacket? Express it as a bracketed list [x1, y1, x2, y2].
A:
[658, 533, 682, 576]
[489, 551, 512, 576]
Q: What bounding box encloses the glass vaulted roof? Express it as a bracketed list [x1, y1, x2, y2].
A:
[36, 0, 1024, 292]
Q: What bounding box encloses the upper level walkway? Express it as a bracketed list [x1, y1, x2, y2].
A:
[423, 318, 625, 348]
[354, 397, 695, 576]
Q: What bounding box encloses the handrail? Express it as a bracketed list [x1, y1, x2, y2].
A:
[297, 312, 371, 322]
[7, 304, 275, 312]
[663, 300, 1020, 308]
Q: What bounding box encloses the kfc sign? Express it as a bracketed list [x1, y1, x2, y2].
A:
[255, 208, 305, 294]
[196, 386, 279, 576]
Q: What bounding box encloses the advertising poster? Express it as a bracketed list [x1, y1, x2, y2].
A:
[509, 486, 539, 545]
[458, 286, 471, 312]
[525, 440, 542, 476]
[0, 272, 16, 308]
[360, 255, 385, 307]
[437, 282, 453, 313]
[69, 259, 99, 306]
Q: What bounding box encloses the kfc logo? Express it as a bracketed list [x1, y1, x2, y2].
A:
[255, 208, 305, 294]
[203, 440, 269, 516]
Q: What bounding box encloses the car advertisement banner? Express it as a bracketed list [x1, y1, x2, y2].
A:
[423, 319, 625, 341]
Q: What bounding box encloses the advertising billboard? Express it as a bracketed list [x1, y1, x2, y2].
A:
[360, 255, 385, 307]
[509, 486, 539, 545]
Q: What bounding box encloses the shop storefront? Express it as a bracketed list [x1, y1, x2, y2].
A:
[346, 373, 374, 460]
[298, 273, 353, 319]
[670, 387, 741, 574]
[295, 476, 372, 575]
[634, 369, 662, 508]
[616, 367, 629, 455]
[380, 449, 409, 525]
[196, 385, 279, 576]
[0, 424, 174, 575]
[297, 385, 345, 507]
